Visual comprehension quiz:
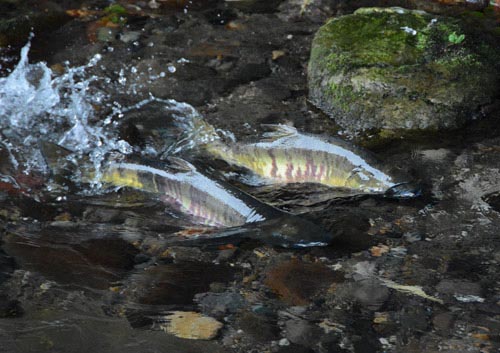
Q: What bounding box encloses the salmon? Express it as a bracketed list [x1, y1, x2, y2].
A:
[174, 119, 419, 197]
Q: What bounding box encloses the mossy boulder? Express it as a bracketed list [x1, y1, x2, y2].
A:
[308, 7, 500, 139]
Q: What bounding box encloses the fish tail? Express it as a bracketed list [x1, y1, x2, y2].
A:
[169, 112, 223, 155]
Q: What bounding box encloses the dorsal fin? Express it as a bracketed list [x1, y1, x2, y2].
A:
[260, 124, 298, 142]
[166, 156, 197, 172]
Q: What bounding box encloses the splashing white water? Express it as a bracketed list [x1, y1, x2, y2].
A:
[0, 38, 132, 179]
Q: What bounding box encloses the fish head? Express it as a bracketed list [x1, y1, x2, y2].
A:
[256, 215, 333, 248]
[345, 168, 391, 193]
[384, 182, 422, 199]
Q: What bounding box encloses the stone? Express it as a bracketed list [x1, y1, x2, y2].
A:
[435, 279, 482, 297]
[195, 292, 245, 317]
[308, 7, 500, 141]
[160, 311, 223, 340]
[264, 259, 340, 305]
[351, 278, 390, 310]
[284, 319, 322, 346]
[279, 338, 290, 346]
[236, 311, 280, 341]
[0, 7, 70, 47]
[432, 311, 454, 332]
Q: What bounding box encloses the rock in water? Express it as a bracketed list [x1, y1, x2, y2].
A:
[160, 311, 223, 340]
[308, 7, 500, 141]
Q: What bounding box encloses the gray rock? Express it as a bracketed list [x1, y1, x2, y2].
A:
[351, 278, 390, 310]
[435, 279, 482, 297]
[120, 31, 141, 43]
[432, 311, 454, 333]
[284, 319, 322, 346]
[195, 292, 245, 317]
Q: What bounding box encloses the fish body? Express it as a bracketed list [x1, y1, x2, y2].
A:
[202, 125, 398, 194]
[99, 160, 333, 247]
[101, 161, 267, 228]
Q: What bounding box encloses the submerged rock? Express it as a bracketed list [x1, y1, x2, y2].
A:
[0, 7, 70, 47]
[160, 311, 223, 340]
[264, 259, 341, 305]
[308, 7, 500, 141]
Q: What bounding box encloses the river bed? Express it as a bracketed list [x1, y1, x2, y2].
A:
[1, 1, 500, 352]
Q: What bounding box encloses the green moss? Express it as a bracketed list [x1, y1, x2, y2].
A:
[327, 82, 362, 111]
[308, 7, 500, 139]
[315, 12, 429, 71]
[104, 4, 127, 15]
[103, 4, 127, 24]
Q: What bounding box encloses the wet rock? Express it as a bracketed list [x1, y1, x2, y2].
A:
[398, 304, 430, 334]
[0, 6, 70, 47]
[0, 247, 16, 285]
[121, 261, 235, 306]
[308, 7, 500, 141]
[160, 311, 223, 340]
[195, 291, 245, 317]
[96, 27, 118, 42]
[119, 30, 141, 43]
[2, 233, 138, 289]
[277, 344, 315, 353]
[0, 295, 23, 318]
[351, 278, 390, 310]
[435, 279, 482, 298]
[236, 311, 280, 341]
[225, 0, 285, 13]
[284, 319, 322, 346]
[432, 311, 455, 333]
[264, 259, 340, 305]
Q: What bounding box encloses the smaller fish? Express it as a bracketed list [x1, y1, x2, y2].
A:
[40, 142, 334, 248]
[103, 160, 335, 247]
[173, 118, 420, 198]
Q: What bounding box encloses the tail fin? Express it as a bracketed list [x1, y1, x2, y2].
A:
[165, 108, 222, 156]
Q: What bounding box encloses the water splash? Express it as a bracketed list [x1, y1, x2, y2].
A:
[0, 38, 132, 184]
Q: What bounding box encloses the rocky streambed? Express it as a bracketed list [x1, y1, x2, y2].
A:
[1, 0, 500, 352]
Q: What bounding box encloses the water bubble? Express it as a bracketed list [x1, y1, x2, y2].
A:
[0, 38, 135, 183]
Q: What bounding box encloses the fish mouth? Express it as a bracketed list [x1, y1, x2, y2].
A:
[384, 182, 422, 199]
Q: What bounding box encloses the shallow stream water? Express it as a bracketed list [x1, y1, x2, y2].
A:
[1, 1, 500, 352]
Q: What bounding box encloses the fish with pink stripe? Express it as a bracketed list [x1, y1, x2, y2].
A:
[97, 158, 334, 248]
[174, 119, 420, 198]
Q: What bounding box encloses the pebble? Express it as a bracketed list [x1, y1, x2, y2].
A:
[96, 27, 117, 42]
[120, 31, 141, 43]
[160, 311, 223, 340]
[195, 292, 244, 317]
[432, 312, 454, 332]
[284, 319, 321, 346]
[352, 279, 390, 310]
[454, 294, 485, 303]
[278, 338, 290, 346]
